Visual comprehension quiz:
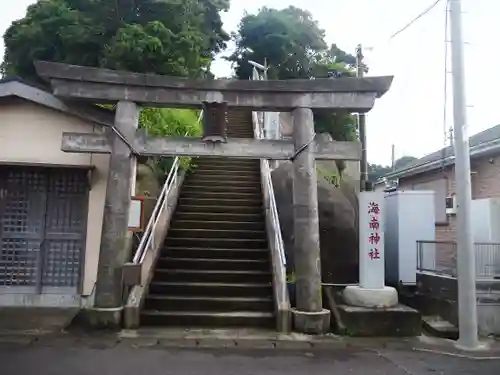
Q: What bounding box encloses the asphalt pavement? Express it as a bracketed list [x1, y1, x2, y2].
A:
[1, 339, 500, 375]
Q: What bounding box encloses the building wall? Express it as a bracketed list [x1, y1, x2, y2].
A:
[398, 154, 500, 266]
[0, 98, 110, 297]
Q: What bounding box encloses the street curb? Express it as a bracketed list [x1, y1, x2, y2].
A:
[0, 330, 498, 359]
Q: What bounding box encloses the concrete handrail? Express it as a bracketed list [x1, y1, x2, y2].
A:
[252, 66, 291, 332]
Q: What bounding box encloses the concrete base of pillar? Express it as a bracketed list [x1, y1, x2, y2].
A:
[76, 307, 123, 330]
[336, 303, 421, 337]
[292, 308, 331, 334]
[343, 286, 398, 308]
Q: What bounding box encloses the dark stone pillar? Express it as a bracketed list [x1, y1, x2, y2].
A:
[291, 107, 330, 334]
[93, 101, 139, 324]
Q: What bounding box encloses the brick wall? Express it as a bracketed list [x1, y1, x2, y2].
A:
[398, 154, 500, 267]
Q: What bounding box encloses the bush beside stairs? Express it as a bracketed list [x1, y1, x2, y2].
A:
[140, 109, 275, 328]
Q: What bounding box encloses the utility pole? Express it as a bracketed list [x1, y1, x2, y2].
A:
[356, 44, 369, 191]
[449, 0, 479, 349]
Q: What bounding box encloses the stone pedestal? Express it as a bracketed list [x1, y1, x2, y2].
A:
[336, 303, 421, 337]
[76, 307, 123, 329]
[292, 308, 331, 334]
[343, 285, 398, 308]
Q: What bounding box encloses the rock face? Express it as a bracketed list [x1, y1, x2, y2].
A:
[271, 159, 359, 284]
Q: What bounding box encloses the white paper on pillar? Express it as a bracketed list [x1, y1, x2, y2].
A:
[128, 199, 143, 230]
[359, 192, 385, 289]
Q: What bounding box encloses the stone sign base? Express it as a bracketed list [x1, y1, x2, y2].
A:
[343, 285, 398, 308]
[336, 304, 421, 337]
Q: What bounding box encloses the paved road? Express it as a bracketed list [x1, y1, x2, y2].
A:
[1, 341, 500, 375]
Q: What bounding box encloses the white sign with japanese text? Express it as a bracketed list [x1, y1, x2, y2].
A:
[359, 192, 385, 289]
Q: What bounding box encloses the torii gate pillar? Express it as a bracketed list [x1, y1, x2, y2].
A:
[291, 108, 330, 333]
[94, 101, 139, 323]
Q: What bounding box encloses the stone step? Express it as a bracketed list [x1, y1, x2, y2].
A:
[173, 211, 263, 223]
[144, 295, 273, 312]
[163, 247, 269, 260]
[175, 204, 262, 215]
[165, 237, 268, 249]
[195, 158, 259, 164]
[194, 161, 258, 167]
[178, 197, 262, 208]
[179, 190, 262, 200]
[184, 178, 261, 187]
[187, 173, 260, 182]
[148, 281, 272, 297]
[422, 315, 458, 340]
[153, 269, 272, 283]
[157, 257, 269, 271]
[167, 228, 266, 240]
[192, 163, 260, 172]
[169, 219, 265, 231]
[182, 184, 261, 193]
[192, 169, 261, 177]
[140, 310, 275, 328]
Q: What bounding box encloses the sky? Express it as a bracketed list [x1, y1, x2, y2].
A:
[1, 0, 499, 166]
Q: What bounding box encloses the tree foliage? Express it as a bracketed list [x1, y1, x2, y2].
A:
[2, 0, 229, 81]
[228, 6, 359, 143]
[1, 0, 227, 178]
[229, 6, 327, 80]
[368, 156, 418, 181]
[140, 108, 202, 178]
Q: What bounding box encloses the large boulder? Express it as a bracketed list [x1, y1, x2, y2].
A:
[271, 155, 359, 284]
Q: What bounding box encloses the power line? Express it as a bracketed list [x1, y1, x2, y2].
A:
[366, 0, 444, 53]
[388, 0, 444, 40]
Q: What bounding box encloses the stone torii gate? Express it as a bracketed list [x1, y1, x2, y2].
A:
[35, 61, 392, 332]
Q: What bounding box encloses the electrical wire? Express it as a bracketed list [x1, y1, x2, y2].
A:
[366, 0, 444, 54]
[388, 0, 444, 41]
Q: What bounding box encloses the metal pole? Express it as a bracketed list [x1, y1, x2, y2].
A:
[449, 0, 479, 349]
[356, 44, 368, 191]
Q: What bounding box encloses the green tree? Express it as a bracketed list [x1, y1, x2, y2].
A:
[228, 6, 327, 80]
[2, 0, 229, 82]
[368, 156, 418, 181]
[1, 0, 229, 178]
[228, 6, 359, 146]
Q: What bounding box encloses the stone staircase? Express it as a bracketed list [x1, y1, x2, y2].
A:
[140, 110, 275, 328]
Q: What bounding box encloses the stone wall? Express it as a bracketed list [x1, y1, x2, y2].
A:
[415, 272, 500, 336]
